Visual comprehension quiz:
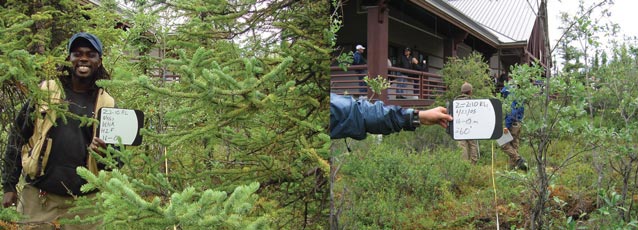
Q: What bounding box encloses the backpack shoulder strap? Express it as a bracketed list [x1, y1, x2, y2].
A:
[22, 80, 63, 179]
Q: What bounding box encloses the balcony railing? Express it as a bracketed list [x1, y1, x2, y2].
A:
[330, 65, 446, 107]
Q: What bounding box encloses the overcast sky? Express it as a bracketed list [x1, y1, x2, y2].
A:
[547, 0, 638, 51]
[545, 0, 638, 71]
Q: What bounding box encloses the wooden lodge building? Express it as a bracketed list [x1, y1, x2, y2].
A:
[331, 0, 551, 107]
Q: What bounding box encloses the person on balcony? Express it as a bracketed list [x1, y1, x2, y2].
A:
[456, 82, 479, 164]
[353, 44, 367, 93]
[397, 47, 419, 99]
[329, 93, 453, 140]
[418, 58, 428, 72]
[353, 44, 366, 66]
[417, 57, 428, 97]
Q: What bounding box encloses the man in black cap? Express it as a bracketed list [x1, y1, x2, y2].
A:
[396, 47, 419, 98]
[2, 32, 116, 229]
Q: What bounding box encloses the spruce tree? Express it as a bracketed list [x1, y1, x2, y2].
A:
[2, 0, 333, 229]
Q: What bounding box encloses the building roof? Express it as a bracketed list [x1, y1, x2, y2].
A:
[417, 0, 502, 47]
[77, 0, 101, 5]
[446, 0, 540, 44]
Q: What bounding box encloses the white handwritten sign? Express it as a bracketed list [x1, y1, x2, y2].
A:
[98, 108, 144, 145]
[447, 99, 503, 140]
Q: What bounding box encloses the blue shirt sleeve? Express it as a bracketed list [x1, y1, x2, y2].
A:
[501, 86, 524, 129]
[330, 93, 416, 140]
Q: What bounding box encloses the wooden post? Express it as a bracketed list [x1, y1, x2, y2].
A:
[367, 4, 389, 103]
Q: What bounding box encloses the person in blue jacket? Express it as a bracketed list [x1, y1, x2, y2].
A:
[500, 80, 528, 171]
[353, 45, 366, 66]
[330, 93, 453, 140]
[353, 45, 367, 93]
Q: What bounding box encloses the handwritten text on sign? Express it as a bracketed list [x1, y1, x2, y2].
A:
[99, 108, 139, 145]
[453, 99, 496, 140]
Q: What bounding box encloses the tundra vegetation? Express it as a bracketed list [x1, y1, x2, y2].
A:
[1, 0, 637, 229]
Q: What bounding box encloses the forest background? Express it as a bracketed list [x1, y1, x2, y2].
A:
[0, 0, 636, 229]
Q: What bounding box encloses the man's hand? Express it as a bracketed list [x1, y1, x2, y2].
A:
[89, 137, 108, 156]
[3, 192, 17, 208]
[418, 107, 453, 128]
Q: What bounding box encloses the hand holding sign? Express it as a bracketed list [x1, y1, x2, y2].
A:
[89, 137, 107, 155]
[419, 107, 453, 128]
[447, 99, 503, 140]
[98, 108, 144, 146]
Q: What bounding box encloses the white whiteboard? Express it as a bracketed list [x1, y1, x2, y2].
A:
[449, 99, 502, 140]
[98, 108, 144, 145]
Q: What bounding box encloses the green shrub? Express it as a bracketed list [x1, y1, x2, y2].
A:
[436, 52, 496, 107]
[336, 138, 473, 229]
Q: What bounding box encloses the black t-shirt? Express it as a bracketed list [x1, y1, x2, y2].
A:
[398, 55, 411, 69]
[33, 85, 96, 196]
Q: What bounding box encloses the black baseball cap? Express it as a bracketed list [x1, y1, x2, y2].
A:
[404, 47, 411, 51]
[67, 32, 103, 57]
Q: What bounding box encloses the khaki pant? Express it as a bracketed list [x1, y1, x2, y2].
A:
[501, 122, 522, 167]
[458, 140, 478, 164]
[17, 185, 98, 230]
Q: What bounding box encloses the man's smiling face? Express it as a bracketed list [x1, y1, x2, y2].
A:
[69, 40, 102, 78]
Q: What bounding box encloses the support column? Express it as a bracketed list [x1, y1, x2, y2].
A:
[443, 31, 466, 64]
[444, 38, 455, 63]
[367, 4, 389, 102]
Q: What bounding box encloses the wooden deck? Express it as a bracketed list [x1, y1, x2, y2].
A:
[330, 65, 446, 107]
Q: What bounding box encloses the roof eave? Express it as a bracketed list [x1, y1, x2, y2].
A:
[500, 41, 528, 48]
[411, 0, 502, 47]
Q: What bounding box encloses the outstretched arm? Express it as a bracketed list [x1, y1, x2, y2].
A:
[330, 93, 453, 140]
